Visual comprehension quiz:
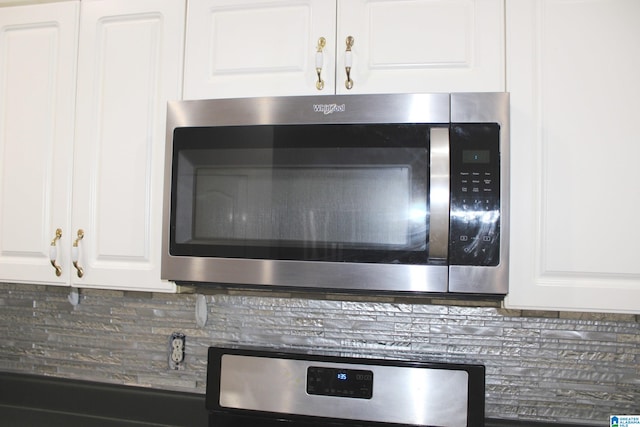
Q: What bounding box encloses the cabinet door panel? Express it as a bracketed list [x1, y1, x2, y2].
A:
[337, 0, 504, 94]
[72, 0, 182, 291]
[506, 0, 640, 313]
[184, 0, 336, 99]
[0, 2, 78, 285]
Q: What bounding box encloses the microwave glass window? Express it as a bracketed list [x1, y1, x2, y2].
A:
[170, 124, 432, 264]
[193, 166, 411, 246]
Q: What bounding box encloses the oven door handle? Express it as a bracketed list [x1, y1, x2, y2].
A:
[428, 127, 450, 261]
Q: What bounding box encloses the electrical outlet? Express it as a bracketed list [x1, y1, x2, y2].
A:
[169, 332, 185, 370]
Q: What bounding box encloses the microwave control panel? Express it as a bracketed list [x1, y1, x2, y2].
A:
[448, 123, 501, 266]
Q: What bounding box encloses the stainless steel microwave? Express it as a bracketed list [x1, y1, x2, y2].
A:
[162, 93, 509, 295]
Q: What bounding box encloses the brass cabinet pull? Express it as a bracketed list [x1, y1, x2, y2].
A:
[71, 229, 84, 278]
[49, 228, 63, 277]
[315, 37, 326, 90]
[344, 36, 354, 89]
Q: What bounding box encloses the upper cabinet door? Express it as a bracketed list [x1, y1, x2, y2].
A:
[184, 0, 336, 99]
[0, 2, 79, 285]
[71, 0, 184, 292]
[183, 0, 504, 99]
[335, 0, 505, 94]
[506, 0, 640, 313]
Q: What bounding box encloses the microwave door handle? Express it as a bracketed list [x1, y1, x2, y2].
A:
[428, 127, 450, 261]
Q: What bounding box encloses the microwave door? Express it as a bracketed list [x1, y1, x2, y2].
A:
[163, 101, 453, 294]
[168, 124, 436, 262]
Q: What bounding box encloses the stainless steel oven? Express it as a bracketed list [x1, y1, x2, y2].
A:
[162, 93, 509, 295]
[206, 346, 486, 427]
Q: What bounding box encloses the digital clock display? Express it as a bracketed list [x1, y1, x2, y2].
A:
[306, 366, 373, 399]
[462, 149, 490, 164]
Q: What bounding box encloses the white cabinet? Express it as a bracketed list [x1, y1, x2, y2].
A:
[505, 0, 640, 313]
[0, 1, 78, 287]
[183, 0, 504, 99]
[0, 0, 185, 292]
[184, 0, 334, 99]
[71, 0, 183, 292]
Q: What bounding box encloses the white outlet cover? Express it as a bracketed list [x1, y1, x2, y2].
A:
[195, 294, 207, 327]
[68, 288, 80, 306]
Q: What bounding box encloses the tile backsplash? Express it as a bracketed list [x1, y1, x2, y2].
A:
[0, 282, 638, 425]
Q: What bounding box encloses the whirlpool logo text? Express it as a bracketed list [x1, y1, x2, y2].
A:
[313, 103, 346, 115]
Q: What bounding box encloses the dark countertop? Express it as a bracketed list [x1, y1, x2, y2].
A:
[0, 372, 207, 426]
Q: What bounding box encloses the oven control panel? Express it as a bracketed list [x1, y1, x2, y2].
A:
[209, 347, 486, 427]
[449, 123, 501, 266]
[306, 366, 373, 399]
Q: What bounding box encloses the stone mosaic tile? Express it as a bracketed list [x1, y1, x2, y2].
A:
[0, 282, 638, 425]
